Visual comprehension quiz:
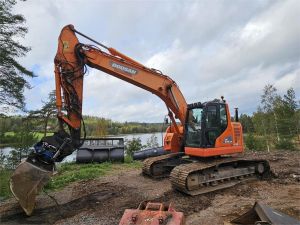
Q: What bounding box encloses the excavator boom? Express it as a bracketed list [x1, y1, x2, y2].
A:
[10, 24, 188, 215]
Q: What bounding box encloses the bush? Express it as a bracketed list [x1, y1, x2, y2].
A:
[275, 139, 295, 150]
[244, 133, 267, 151]
[146, 134, 159, 148]
[124, 155, 134, 163]
[125, 138, 144, 156]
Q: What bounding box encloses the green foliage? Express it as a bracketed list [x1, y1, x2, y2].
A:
[125, 137, 144, 156]
[0, 114, 162, 139]
[29, 90, 57, 137]
[0, 149, 5, 166]
[45, 163, 112, 190]
[146, 134, 159, 148]
[5, 119, 38, 169]
[124, 154, 134, 163]
[275, 139, 295, 150]
[123, 160, 142, 169]
[0, 169, 12, 199]
[94, 118, 109, 137]
[273, 88, 299, 140]
[239, 114, 254, 133]
[248, 85, 299, 151]
[0, 115, 23, 138]
[244, 133, 267, 151]
[1, 131, 52, 146]
[84, 116, 162, 136]
[0, 0, 34, 112]
[45, 161, 142, 191]
[0, 161, 142, 199]
[261, 84, 278, 113]
[284, 88, 298, 111]
[0, 132, 15, 145]
[244, 133, 255, 150]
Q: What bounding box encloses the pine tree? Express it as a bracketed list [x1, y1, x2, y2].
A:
[0, 0, 34, 112]
[29, 90, 57, 137]
[274, 88, 299, 148]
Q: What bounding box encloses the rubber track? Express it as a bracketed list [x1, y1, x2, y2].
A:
[170, 159, 269, 195]
[142, 153, 182, 178]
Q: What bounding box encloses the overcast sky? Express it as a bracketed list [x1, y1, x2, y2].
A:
[14, 0, 300, 122]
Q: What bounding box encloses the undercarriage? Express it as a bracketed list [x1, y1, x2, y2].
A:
[142, 153, 270, 195]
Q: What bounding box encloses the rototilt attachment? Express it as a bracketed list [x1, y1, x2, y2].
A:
[10, 131, 74, 216]
[119, 201, 185, 225]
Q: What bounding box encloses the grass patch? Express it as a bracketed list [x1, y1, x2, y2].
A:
[0, 160, 142, 199]
[0, 169, 12, 200]
[45, 162, 113, 190]
[45, 160, 142, 191]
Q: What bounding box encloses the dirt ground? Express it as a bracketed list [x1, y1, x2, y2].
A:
[0, 151, 299, 225]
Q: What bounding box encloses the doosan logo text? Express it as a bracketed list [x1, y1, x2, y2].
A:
[111, 62, 138, 75]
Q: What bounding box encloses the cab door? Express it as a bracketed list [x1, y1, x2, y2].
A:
[203, 104, 220, 147]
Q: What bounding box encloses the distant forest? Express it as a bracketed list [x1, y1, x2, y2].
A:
[0, 115, 165, 144]
[0, 85, 299, 151]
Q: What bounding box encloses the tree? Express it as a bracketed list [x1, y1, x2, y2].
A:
[252, 86, 299, 151]
[239, 114, 254, 133]
[252, 108, 272, 152]
[94, 118, 109, 137]
[29, 90, 56, 137]
[260, 84, 280, 141]
[273, 88, 298, 149]
[0, 0, 34, 112]
[8, 118, 38, 168]
[283, 88, 298, 111]
[146, 134, 159, 148]
[125, 137, 143, 156]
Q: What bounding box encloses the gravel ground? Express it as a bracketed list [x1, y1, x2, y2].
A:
[0, 150, 299, 225]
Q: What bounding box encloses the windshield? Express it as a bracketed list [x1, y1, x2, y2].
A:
[185, 108, 203, 147]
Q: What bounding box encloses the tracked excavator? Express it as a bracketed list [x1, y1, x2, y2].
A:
[10, 25, 270, 216]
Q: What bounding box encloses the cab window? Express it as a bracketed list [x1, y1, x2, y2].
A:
[220, 104, 228, 132]
[206, 106, 217, 128]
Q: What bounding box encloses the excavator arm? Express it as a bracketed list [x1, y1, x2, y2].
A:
[55, 25, 187, 144]
[10, 24, 187, 215]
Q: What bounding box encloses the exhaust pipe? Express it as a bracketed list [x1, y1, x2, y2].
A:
[234, 108, 239, 122]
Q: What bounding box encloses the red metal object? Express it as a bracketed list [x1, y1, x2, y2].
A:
[119, 202, 185, 225]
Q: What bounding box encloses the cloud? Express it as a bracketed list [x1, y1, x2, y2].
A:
[12, 0, 300, 121]
[82, 69, 166, 122]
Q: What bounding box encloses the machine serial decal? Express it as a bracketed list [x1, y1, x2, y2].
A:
[111, 62, 138, 75]
[223, 136, 233, 143]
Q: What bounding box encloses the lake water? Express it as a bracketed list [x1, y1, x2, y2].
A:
[0, 132, 164, 163]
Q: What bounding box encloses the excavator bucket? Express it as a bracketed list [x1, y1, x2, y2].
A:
[231, 201, 300, 225]
[10, 159, 53, 216]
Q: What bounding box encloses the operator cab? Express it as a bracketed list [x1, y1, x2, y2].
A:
[185, 98, 228, 148]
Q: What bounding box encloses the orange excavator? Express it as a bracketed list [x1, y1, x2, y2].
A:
[10, 25, 270, 216]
